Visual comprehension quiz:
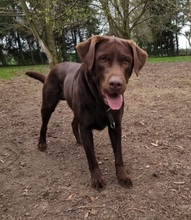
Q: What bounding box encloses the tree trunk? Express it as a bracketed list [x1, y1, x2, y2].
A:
[0, 44, 7, 66]
[19, 0, 58, 67]
[16, 32, 25, 65]
[36, 42, 44, 64]
[27, 39, 35, 64]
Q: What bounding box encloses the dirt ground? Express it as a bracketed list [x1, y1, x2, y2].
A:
[0, 61, 191, 220]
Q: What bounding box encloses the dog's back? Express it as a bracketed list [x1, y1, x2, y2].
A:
[26, 61, 82, 102]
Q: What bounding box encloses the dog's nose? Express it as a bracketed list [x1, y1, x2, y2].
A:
[109, 76, 123, 91]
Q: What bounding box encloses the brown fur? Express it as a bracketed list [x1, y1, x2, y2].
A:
[26, 35, 147, 190]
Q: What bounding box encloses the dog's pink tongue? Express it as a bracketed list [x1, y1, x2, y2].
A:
[106, 94, 123, 110]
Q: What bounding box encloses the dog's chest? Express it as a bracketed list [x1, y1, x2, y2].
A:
[90, 108, 109, 130]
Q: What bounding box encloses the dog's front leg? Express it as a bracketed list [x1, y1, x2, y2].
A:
[80, 126, 106, 190]
[108, 126, 133, 188]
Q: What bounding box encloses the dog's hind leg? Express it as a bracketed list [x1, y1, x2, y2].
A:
[38, 86, 60, 151]
[71, 117, 82, 144]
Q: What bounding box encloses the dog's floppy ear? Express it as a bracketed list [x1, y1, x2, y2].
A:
[76, 35, 107, 71]
[128, 40, 148, 76]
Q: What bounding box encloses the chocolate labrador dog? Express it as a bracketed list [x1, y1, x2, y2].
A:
[26, 35, 147, 190]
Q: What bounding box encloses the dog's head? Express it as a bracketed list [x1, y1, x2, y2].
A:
[76, 35, 147, 110]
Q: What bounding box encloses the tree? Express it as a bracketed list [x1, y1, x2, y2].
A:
[0, 0, 47, 66]
[148, 1, 178, 56]
[53, 0, 101, 61]
[18, 0, 100, 66]
[0, 0, 16, 66]
[18, 0, 59, 67]
[148, 0, 191, 56]
[98, 0, 152, 39]
[0, 0, 101, 66]
[98, 0, 190, 56]
[178, 0, 191, 47]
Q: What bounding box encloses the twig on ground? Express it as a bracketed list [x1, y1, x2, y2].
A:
[173, 181, 185, 185]
[134, 171, 146, 181]
[0, 141, 19, 171]
[67, 204, 106, 212]
[127, 207, 146, 213]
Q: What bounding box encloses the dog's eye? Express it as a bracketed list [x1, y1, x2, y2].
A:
[99, 56, 108, 63]
[123, 57, 130, 65]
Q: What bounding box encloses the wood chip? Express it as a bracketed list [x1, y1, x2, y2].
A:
[174, 181, 185, 185]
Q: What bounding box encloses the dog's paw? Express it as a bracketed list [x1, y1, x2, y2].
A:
[91, 177, 106, 191]
[38, 142, 47, 151]
[116, 166, 133, 189]
[118, 176, 133, 189]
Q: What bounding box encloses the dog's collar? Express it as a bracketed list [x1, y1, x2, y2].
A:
[106, 108, 116, 129]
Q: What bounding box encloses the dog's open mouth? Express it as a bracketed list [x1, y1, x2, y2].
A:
[104, 93, 123, 110]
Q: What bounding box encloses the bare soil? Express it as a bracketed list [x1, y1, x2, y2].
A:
[0, 61, 191, 220]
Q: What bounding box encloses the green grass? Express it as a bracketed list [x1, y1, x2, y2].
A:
[0, 65, 49, 80]
[0, 56, 191, 79]
[148, 56, 191, 63]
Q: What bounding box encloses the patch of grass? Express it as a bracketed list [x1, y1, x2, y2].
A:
[0, 65, 49, 80]
[148, 56, 191, 63]
[1, 56, 191, 79]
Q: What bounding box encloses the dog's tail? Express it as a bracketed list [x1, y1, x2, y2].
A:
[25, 71, 46, 83]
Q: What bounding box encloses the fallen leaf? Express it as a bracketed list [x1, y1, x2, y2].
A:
[84, 211, 89, 219]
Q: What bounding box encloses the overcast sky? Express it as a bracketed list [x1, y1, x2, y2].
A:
[179, 35, 190, 48]
[178, 25, 191, 49]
